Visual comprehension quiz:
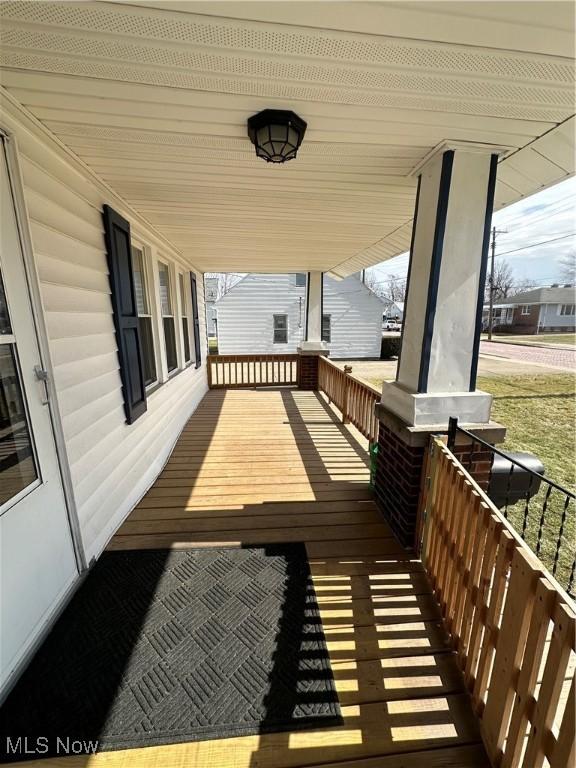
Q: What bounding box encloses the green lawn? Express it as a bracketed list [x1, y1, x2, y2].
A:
[480, 375, 575, 591]
[484, 333, 575, 346]
[369, 372, 575, 591]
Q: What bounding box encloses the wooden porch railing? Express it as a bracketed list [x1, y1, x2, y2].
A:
[318, 355, 380, 443]
[207, 354, 299, 388]
[420, 437, 575, 768]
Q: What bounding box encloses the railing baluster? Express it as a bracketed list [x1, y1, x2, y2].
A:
[536, 485, 553, 557]
[521, 472, 534, 539]
[445, 420, 575, 598]
[552, 494, 571, 576]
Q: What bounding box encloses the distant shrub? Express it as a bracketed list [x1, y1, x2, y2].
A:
[380, 336, 401, 359]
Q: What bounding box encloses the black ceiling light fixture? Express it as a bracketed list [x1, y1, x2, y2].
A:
[247, 109, 307, 163]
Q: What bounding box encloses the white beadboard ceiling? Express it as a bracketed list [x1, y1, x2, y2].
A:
[0, 0, 573, 276]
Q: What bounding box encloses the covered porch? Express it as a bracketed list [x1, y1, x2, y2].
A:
[107, 386, 487, 767]
[0, 2, 574, 766]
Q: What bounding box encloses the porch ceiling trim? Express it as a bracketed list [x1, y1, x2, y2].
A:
[0, 1, 573, 276]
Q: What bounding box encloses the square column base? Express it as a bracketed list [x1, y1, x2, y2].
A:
[298, 341, 329, 354]
[381, 382, 492, 426]
[373, 401, 505, 548]
[297, 345, 328, 390]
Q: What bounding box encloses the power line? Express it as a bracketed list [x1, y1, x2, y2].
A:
[496, 233, 576, 258]
[496, 200, 575, 232]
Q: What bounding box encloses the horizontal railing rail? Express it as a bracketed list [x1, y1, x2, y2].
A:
[207, 354, 299, 389]
[318, 356, 380, 444]
[420, 438, 575, 768]
[447, 417, 575, 598]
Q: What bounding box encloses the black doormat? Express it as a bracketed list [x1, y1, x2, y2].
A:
[0, 544, 341, 762]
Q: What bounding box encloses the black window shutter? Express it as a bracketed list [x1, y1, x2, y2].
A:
[190, 272, 202, 368]
[102, 204, 147, 424]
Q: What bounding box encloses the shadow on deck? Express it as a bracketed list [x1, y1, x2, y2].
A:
[7, 388, 489, 768]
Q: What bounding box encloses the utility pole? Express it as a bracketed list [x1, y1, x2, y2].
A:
[487, 226, 507, 342]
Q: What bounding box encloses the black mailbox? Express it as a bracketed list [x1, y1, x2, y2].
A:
[488, 451, 545, 508]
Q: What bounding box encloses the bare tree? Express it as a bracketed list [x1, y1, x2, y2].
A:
[487, 259, 516, 300]
[383, 273, 407, 303]
[364, 271, 407, 303]
[558, 250, 576, 283]
[205, 272, 244, 299]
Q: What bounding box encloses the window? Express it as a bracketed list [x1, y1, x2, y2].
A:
[322, 314, 331, 343]
[521, 305, 531, 315]
[158, 262, 178, 373]
[179, 273, 191, 364]
[273, 314, 288, 344]
[190, 272, 202, 368]
[0, 270, 39, 506]
[560, 304, 575, 315]
[131, 247, 157, 387]
[295, 273, 306, 287]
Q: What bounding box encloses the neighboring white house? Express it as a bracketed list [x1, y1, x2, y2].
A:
[215, 273, 385, 358]
[204, 276, 218, 338]
[382, 300, 404, 322]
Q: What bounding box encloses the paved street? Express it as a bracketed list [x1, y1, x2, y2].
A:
[335, 339, 576, 385]
[479, 340, 576, 373]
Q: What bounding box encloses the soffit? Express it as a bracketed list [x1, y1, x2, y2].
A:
[0, 0, 573, 274]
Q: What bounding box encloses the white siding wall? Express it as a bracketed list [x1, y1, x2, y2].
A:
[6, 111, 208, 562]
[217, 274, 306, 354]
[216, 274, 383, 358]
[324, 276, 384, 358]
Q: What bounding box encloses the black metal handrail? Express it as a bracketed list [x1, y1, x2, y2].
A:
[445, 416, 575, 598]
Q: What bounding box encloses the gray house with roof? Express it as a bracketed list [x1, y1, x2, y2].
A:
[503, 285, 575, 334]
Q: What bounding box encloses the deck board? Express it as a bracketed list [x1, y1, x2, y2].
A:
[15, 388, 488, 768]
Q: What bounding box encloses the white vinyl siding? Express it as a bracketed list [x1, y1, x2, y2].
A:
[11, 114, 208, 562]
[216, 274, 384, 358]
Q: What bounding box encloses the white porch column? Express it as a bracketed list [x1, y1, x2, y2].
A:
[299, 271, 328, 353]
[383, 142, 503, 426]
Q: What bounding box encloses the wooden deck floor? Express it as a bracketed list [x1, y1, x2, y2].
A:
[29, 388, 490, 768]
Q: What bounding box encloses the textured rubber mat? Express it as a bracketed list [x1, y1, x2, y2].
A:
[0, 544, 341, 761]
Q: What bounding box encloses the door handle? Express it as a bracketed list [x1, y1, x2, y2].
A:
[34, 365, 50, 405]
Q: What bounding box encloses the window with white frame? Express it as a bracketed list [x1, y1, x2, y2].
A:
[131, 246, 157, 387]
[295, 273, 306, 287]
[179, 272, 191, 364]
[158, 261, 178, 373]
[560, 304, 575, 315]
[273, 314, 288, 344]
[521, 305, 531, 315]
[321, 314, 331, 343]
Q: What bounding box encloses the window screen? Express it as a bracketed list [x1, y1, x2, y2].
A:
[158, 262, 177, 372]
[131, 247, 156, 387]
[322, 314, 331, 343]
[273, 314, 288, 344]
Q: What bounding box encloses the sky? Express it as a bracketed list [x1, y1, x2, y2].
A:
[367, 175, 576, 291]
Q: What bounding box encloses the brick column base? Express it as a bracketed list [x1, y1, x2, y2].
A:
[374, 404, 506, 549]
[297, 353, 320, 390]
[374, 421, 424, 547]
[451, 441, 494, 492]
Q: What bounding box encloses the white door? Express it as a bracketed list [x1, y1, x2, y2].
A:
[0, 137, 78, 694]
